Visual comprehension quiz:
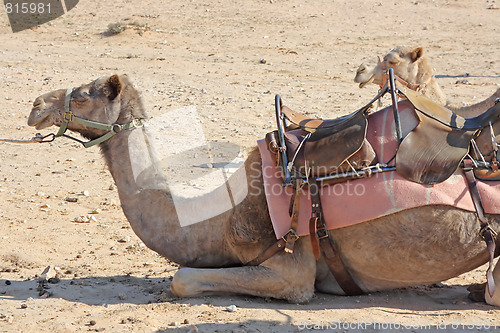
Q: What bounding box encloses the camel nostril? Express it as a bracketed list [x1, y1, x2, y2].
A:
[32, 97, 44, 109]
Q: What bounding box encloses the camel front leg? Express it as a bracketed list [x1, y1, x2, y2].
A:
[170, 253, 316, 303]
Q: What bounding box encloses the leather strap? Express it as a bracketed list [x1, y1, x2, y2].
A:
[309, 179, 364, 296]
[309, 179, 322, 260]
[464, 168, 497, 298]
[284, 180, 302, 253]
[245, 239, 286, 266]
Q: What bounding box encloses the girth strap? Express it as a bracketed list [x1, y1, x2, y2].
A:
[284, 179, 303, 253]
[309, 179, 364, 296]
[464, 169, 498, 298]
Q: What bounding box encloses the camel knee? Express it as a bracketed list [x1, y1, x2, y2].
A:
[170, 268, 200, 298]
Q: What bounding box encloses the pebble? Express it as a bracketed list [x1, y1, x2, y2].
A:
[89, 320, 96, 326]
[48, 277, 60, 284]
[82, 190, 90, 196]
[118, 236, 131, 243]
[5, 280, 10, 286]
[20, 304, 28, 309]
[225, 304, 237, 312]
[65, 197, 78, 203]
[40, 265, 59, 280]
[73, 215, 97, 223]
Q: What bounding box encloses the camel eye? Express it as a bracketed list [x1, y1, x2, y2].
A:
[358, 67, 365, 73]
[387, 60, 398, 66]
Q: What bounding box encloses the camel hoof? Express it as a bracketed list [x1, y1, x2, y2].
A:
[467, 283, 486, 303]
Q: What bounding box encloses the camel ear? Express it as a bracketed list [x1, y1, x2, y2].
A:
[410, 47, 424, 62]
[104, 74, 122, 100]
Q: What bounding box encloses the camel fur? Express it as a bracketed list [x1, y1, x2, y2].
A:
[28, 74, 500, 306]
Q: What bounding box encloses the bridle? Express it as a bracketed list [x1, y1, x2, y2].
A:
[55, 88, 144, 148]
[377, 56, 431, 92]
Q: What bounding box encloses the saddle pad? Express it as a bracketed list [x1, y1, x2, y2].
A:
[259, 100, 500, 239]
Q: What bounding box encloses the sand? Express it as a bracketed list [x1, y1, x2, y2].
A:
[0, 0, 499, 331]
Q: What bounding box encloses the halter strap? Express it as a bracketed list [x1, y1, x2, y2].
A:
[55, 88, 144, 148]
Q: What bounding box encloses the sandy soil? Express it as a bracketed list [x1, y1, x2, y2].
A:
[0, 0, 499, 332]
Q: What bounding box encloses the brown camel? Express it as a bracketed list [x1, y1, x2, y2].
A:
[27, 74, 500, 306]
[354, 46, 500, 117]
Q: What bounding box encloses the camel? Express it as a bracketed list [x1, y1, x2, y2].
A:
[27, 74, 500, 306]
[354, 46, 500, 117]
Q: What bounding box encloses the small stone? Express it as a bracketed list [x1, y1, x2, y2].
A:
[40, 265, 58, 280]
[65, 197, 78, 203]
[73, 216, 88, 223]
[82, 190, 90, 196]
[48, 277, 60, 284]
[225, 305, 237, 312]
[73, 215, 97, 223]
[20, 304, 28, 309]
[259, 59, 267, 64]
[90, 208, 101, 214]
[89, 320, 96, 326]
[5, 280, 11, 285]
[118, 236, 131, 243]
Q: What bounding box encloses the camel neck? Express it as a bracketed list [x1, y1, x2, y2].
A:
[100, 126, 240, 267]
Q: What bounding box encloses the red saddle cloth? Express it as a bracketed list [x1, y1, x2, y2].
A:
[259, 100, 500, 239]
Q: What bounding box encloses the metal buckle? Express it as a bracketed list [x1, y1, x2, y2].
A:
[132, 118, 144, 127]
[282, 228, 299, 242]
[63, 112, 73, 122]
[112, 124, 122, 134]
[479, 225, 498, 239]
[34, 133, 55, 143]
[316, 228, 329, 239]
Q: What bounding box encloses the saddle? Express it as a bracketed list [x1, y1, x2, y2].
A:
[396, 84, 500, 184]
[266, 92, 385, 179]
[256, 72, 500, 297]
[267, 82, 500, 185]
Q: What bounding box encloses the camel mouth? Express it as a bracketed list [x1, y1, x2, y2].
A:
[358, 75, 374, 88]
[27, 108, 55, 130]
[29, 115, 54, 130]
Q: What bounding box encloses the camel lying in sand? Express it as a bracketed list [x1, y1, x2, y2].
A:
[354, 46, 500, 117]
[27, 74, 500, 306]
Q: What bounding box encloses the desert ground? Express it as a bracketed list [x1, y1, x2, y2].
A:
[0, 0, 499, 332]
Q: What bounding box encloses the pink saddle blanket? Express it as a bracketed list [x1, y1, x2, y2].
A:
[259, 101, 500, 239]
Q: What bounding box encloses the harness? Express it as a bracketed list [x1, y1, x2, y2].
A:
[378, 56, 431, 92]
[249, 69, 499, 297]
[55, 88, 144, 148]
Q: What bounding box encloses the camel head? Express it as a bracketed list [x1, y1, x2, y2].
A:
[354, 46, 428, 89]
[353, 56, 386, 88]
[28, 74, 146, 143]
